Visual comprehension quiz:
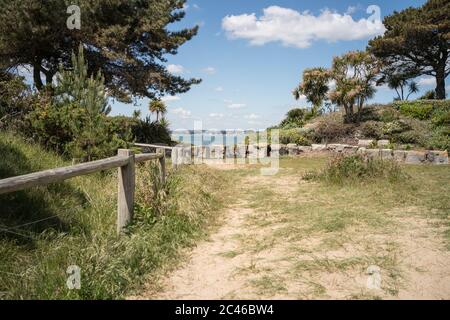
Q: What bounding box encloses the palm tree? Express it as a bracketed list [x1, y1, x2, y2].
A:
[148, 99, 167, 122]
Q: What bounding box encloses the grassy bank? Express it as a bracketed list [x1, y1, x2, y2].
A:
[0, 131, 227, 299]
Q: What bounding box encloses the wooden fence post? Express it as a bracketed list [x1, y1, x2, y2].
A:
[158, 148, 166, 184]
[117, 149, 135, 234]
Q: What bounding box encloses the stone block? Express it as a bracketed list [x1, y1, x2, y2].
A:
[405, 151, 426, 164]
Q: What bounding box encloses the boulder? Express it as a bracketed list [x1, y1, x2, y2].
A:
[287, 143, 299, 156]
[405, 151, 426, 164]
[311, 144, 327, 151]
[279, 144, 289, 156]
[426, 150, 449, 165]
[298, 146, 312, 153]
[393, 150, 406, 162]
[358, 139, 374, 147]
[380, 149, 393, 160]
[377, 140, 390, 148]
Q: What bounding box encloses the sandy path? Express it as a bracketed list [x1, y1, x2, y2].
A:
[134, 165, 450, 300]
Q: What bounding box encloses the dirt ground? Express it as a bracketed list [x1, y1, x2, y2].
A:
[133, 158, 450, 300]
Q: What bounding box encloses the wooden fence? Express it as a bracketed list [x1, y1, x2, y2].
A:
[0, 147, 167, 234]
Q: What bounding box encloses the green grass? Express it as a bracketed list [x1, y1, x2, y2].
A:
[0, 131, 227, 299]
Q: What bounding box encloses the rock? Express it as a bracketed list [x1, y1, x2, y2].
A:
[279, 144, 289, 156]
[365, 149, 381, 159]
[257, 144, 268, 158]
[405, 151, 426, 164]
[377, 140, 390, 148]
[343, 146, 358, 154]
[224, 146, 235, 158]
[393, 150, 406, 162]
[287, 143, 299, 156]
[358, 139, 374, 147]
[235, 145, 247, 158]
[380, 149, 393, 160]
[210, 145, 224, 159]
[357, 147, 366, 155]
[311, 144, 327, 151]
[426, 150, 449, 165]
[247, 144, 258, 158]
[298, 146, 312, 153]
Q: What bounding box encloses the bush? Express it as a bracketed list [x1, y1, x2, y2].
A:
[394, 100, 450, 121]
[279, 128, 311, 145]
[311, 112, 354, 142]
[359, 120, 383, 139]
[0, 72, 32, 129]
[303, 154, 406, 185]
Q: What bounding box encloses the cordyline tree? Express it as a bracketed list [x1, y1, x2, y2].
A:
[368, 0, 450, 100]
[293, 51, 380, 124]
[0, 0, 201, 102]
[293, 67, 332, 115]
[331, 51, 380, 123]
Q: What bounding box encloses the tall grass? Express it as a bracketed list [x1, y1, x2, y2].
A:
[0, 131, 226, 299]
[303, 154, 407, 185]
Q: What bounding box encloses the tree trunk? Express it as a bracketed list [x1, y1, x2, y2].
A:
[435, 67, 446, 100]
[33, 63, 43, 90]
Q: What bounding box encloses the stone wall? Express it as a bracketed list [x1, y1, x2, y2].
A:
[171, 141, 449, 165]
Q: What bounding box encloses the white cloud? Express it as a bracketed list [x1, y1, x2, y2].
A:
[193, 4, 200, 9]
[228, 103, 246, 109]
[171, 107, 191, 119]
[222, 6, 385, 48]
[203, 67, 216, 75]
[418, 77, 436, 86]
[214, 86, 224, 92]
[244, 113, 260, 119]
[346, 6, 357, 15]
[209, 113, 224, 119]
[167, 64, 185, 74]
[161, 96, 181, 102]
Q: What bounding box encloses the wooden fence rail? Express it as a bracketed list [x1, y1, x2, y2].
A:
[0, 148, 166, 234]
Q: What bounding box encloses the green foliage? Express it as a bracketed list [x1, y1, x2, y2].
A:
[278, 108, 317, 129]
[420, 90, 436, 100]
[148, 99, 167, 122]
[293, 67, 331, 112]
[396, 101, 434, 120]
[303, 155, 406, 185]
[279, 129, 311, 145]
[329, 51, 380, 123]
[368, 0, 450, 99]
[27, 46, 129, 160]
[0, 0, 201, 100]
[0, 72, 31, 128]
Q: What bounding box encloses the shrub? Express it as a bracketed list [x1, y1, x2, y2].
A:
[279, 128, 311, 145]
[394, 100, 450, 121]
[425, 127, 450, 150]
[379, 108, 400, 123]
[359, 120, 383, 139]
[311, 112, 354, 142]
[0, 72, 32, 129]
[303, 154, 406, 185]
